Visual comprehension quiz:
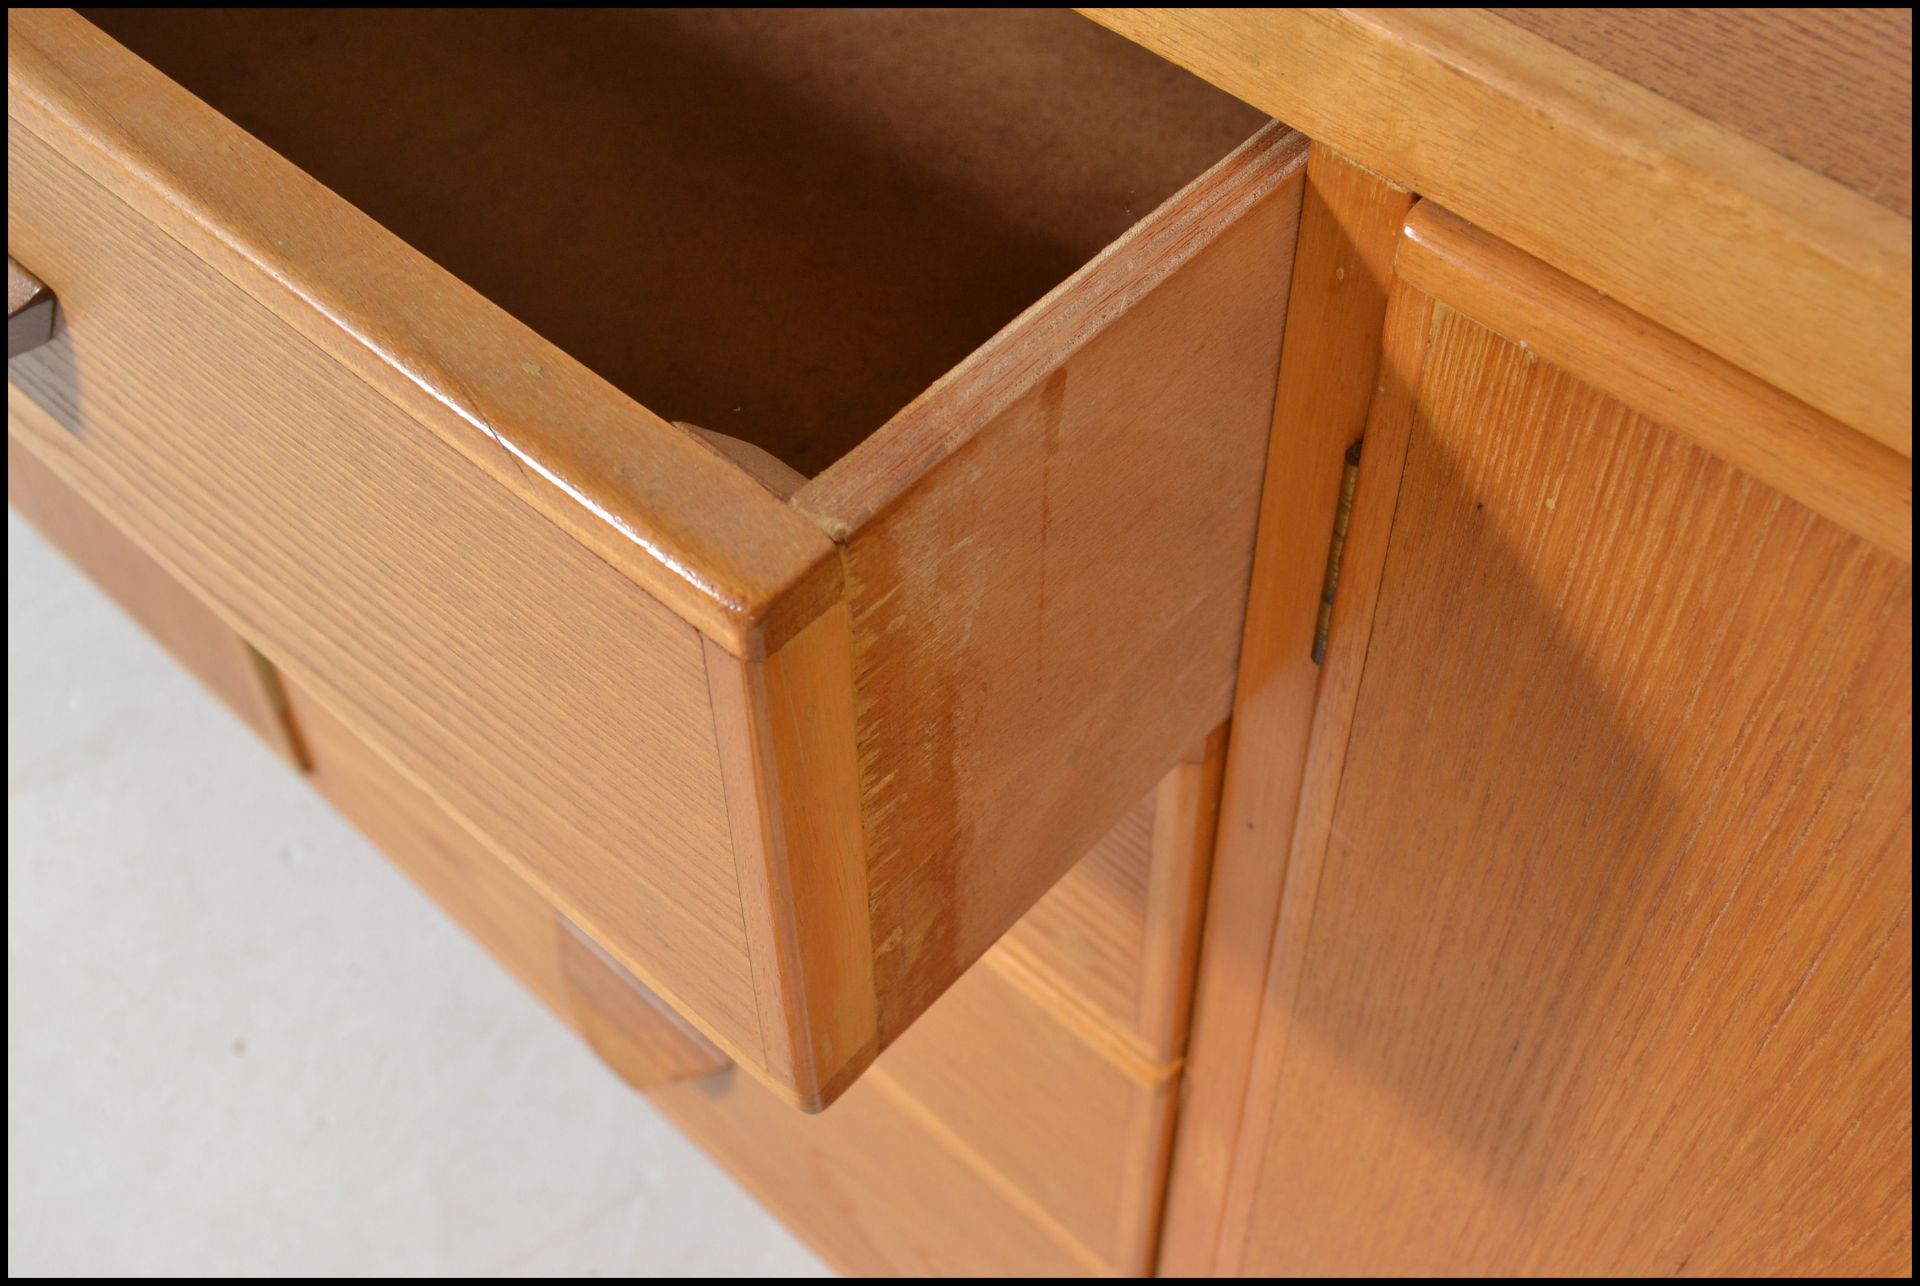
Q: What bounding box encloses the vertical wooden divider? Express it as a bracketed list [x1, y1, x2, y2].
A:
[1156, 148, 1414, 1273]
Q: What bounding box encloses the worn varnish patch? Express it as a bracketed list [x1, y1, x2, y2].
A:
[804, 132, 1308, 1039]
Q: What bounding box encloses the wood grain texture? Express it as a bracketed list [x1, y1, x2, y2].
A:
[877, 950, 1179, 1274]
[1000, 726, 1229, 1064]
[1233, 303, 1914, 1275]
[9, 7, 838, 656]
[8, 253, 55, 356]
[705, 606, 877, 1111]
[1399, 201, 1913, 563]
[1080, 7, 1914, 458]
[797, 126, 1309, 1045]
[300, 662, 1202, 1273]
[1159, 147, 1415, 1274]
[652, 766, 1227, 1276]
[556, 918, 732, 1092]
[290, 688, 730, 1092]
[1496, 7, 1913, 217]
[8, 429, 306, 768]
[83, 7, 1265, 482]
[11, 11, 1310, 1107]
[650, 1069, 1100, 1277]
[6, 123, 768, 1067]
[287, 689, 576, 1020]
[1211, 276, 1440, 1271]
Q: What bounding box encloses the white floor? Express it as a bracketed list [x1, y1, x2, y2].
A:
[6, 512, 830, 1277]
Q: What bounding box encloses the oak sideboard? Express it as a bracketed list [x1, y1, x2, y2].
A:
[9, 8, 1910, 1275]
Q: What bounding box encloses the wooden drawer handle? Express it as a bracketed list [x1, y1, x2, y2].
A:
[8, 256, 56, 358]
[556, 915, 732, 1090]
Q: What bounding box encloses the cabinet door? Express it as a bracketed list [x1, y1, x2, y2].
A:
[1228, 225, 1912, 1273]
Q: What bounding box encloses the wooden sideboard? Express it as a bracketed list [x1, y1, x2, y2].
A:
[9, 8, 1910, 1276]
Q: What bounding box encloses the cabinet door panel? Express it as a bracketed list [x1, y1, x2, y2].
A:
[1241, 299, 1912, 1274]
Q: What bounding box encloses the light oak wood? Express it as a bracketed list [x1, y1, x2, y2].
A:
[1399, 201, 1913, 563]
[1080, 7, 1914, 457]
[1228, 300, 1914, 1275]
[10, 7, 838, 658]
[878, 950, 1179, 1275]
[294, 659, 1205, 1272]
[1495, 7, 1913, 217]
[556, 918, 732, 1092]
[797, 125, 1308, 1044]
[1001, 793, 1155, 1050]
[704, 606, 877, 1109]
[1001, 726, 1229, 1064]
[1212, 273, 1440, 1274]
[8, 429, 307, 768]
[29, 7, 1892, 1263]
[651, 1070, 1101, 1277]
[1133, 729, 1228, 1062]
[8, 254, 54, 356]
[290, 689, 730, 1093]
[652, 754, 1229, 1277]
[6, 128, 768, 1073]
[1159, 147, 1415, 1274]
[10, 9, 1302, 1107]
[288, 689, 574, 1020]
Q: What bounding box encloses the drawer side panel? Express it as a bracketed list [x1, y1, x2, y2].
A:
[806, 128, 1307, 1040]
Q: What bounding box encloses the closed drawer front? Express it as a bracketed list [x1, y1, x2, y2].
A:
[291, 664, 1212, 1274]
[10, 436, 731, 1095]
[10, 447, 1205, 1272]
[870, 953, 1178, 1273]
[8, 7, 1303, 1106]
[291, 653, 1216, 1274]
[283, 685, 732, 1093]
[656, 965, 1163, 1277]
[6, 430, 304, 768]
[657, 732, 1228, 1276]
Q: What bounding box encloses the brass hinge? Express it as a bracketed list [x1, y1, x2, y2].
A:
[1311, 441, 1363, 665]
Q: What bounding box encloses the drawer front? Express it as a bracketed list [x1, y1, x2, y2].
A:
[10, 9, 1303, 1107]
[11, 379, 727, 1094]
[653, 1070, 1098, 1277]
[5, 128, 767, 1066]
[290, 638, 1204, 1275]
[292, 642, 1208, 1272]
[287, 684, 731, 1093]
[658, 746, 1228, 1275]
[7, 429, 303, 767]
[296, 662, 1190, 1274]
[873, 953, 1178, 1273]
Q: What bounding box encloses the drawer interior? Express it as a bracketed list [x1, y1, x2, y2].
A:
[83, 8, 1266, 476]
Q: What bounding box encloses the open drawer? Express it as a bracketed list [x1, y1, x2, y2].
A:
[6, 8, 1304, 1107]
